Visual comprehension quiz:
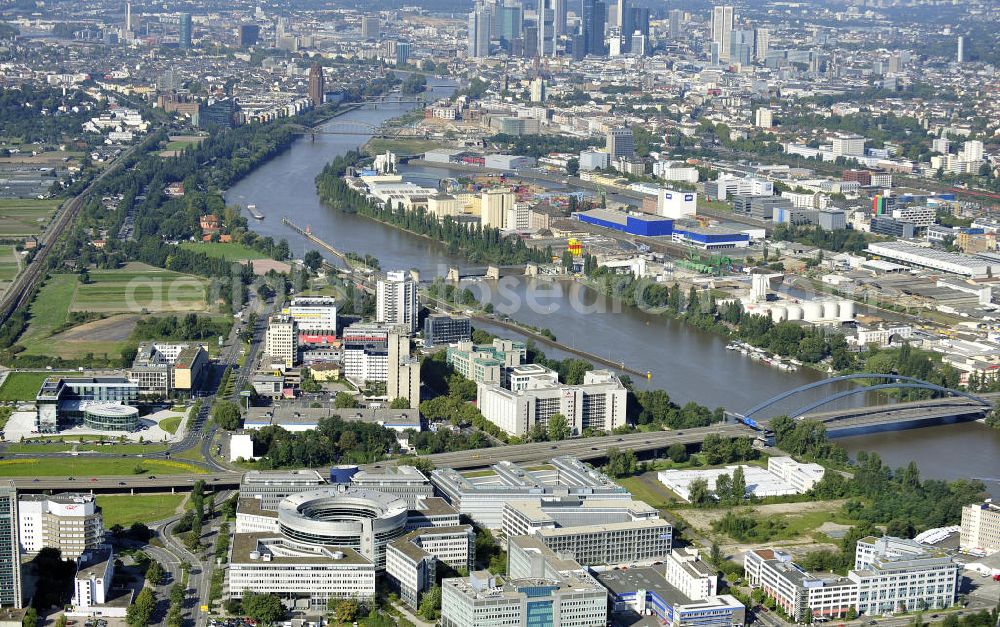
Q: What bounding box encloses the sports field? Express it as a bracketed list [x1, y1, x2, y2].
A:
[0, 198, 60, 237]
[179, 241, 267, 262]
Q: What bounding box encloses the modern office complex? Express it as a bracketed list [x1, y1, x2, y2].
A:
[71, 547, 115, 613]
[599, 547, 745, 627]
[423, 314, 471, 347]
[658, 457, 824, 502]
[347, 466, 435, 509]
[502, 498, 672, 566]
[961, 501, 1000, 555]
[239, 470, 328, 510]
[442, 536, 608, 627]
[18, 493, 104, 560]
[264, 314, 298, 369]
[446, 338, 526, 385]
[431, 457, 632, 528]
[286, 296, 338, 336]
[128, 342, 207, 395]
[386, 525, 476, 608]
[0, 482, 21, 608]
[35, 377, 140, 433]
[476, 367, 628, 436]
[745, 536, 959, 620]
[376, 270, 418, 332]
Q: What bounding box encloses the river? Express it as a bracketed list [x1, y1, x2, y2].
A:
[224, 83, 1000, 493]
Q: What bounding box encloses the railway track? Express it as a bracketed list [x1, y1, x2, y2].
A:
[0, 141, 145, 326]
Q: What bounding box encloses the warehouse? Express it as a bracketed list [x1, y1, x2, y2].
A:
[575, 208, 674, 237]
[671, 225, 750, 250]
[866, 241, 995, 278]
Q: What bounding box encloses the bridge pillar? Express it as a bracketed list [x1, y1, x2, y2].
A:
[486, 266, 500, 281]
[446, 267, 460, 282]
[524, 263, 539, 277]
[171, 486, 175, 494]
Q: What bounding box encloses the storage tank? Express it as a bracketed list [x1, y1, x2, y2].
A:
[803, 301, 823, 322]
[839, 300, 856, 321]
[769, 306, 787, 322]
[785, 304, 803, 321]
[822, 301, 839, 320]
[330, 465, 360, 484]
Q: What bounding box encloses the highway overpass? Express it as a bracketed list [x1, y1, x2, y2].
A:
[12, 424, 758, 493]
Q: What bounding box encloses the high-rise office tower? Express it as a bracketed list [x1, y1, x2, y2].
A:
[537, 0, 555, 56]
[582, 0, 606, 56]
[711, 5, 734, 62]
[754, 27, 769, 61]
[607, 126, 634, 159]
[0, 482, 22, 608]
[498, 4, 523, 48]
[554, 0, 567, 35]
[468, 5, 492, 58]
[178, 12, 192, 49]
[614, 0, 626, 31]
[124, 1, 134, 32]
[730, 29, 754, 65]
[669, 9, 682, 39]
[361, 15, 380, 39]
[308, 63, 324, 106]
[621, 6, 648, 53]
[522, 25, 538, 57]
[377, 271, 419, 333]
[956, 36, 964, 64]
[238, 24, 260, 48]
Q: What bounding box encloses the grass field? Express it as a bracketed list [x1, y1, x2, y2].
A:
[18, 263, 212, 359]
[0, 457, 206, 477]
[159, 415, 184, 435]
[4, 442, 170, 454]
[0, 245, 21, 283]
[97, 493, 188, 528]
[364, 138, 445, 156]
[0, 198, 60, 237]
[0, 371, 74, 401]
[179, 241, 267, 262]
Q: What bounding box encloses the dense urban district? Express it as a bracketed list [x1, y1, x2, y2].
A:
[0, 1, 998, 627]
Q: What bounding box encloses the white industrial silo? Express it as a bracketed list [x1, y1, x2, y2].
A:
[786, 304, 803, 321]
[803, 301, 823, 322]
[769, 306, 787, 322]
[838, 300, 856, 321]
[822, 301, 840, 320]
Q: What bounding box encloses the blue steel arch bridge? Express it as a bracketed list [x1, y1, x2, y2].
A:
[732, 373, 993, 433]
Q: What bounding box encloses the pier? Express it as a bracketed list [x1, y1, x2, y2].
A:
[281, 217, 377, 272]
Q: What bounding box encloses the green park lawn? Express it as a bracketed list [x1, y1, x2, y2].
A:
[0, 371, 74, 401]
[97, 493, 188, 528]
[0, 198, 60, 237]
[158, 415, 184, 435]
[73, 265, 210, 313]
[0, 457, 205, 477]
[179, 241, 267, 262]
[4, 441, 170, 454]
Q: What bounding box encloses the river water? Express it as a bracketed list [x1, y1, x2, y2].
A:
[224, 84, 1000, 493]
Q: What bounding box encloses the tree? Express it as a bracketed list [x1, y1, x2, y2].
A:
[710, 542, 723, 566]
[334, 391, 359, 408]
[803, 608, 813, 625]
[566, 158, 579, 176]
[547, 413, 570, 441]
[389, 397, 411, 409]
[242, 590, 285, 625]
[561, 249, 574, 270]
[212, 400, 241, 430]
[303, 250, 323, 272]
[418, 585, 442, 620]
[224, 598, 243, 616]
[688, 478, 711, 505]
[667, 443, 689, 463]
[731, 466, 747, 501]
[23, 608, 37, 627]
[145, 560, 165, 586]
[333, 598, 360, 623]
[127, 588, 157, 627]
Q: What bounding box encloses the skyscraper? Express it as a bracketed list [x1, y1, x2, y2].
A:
[537, 0, 555, 57]
[730, 29, 754, 65]
[468, 5, 492, 58]
[554, 0, 567, 35]
[0, 482, 22, 608]
[582, 0, 606, 56]
[956, 35, 965, 64]
[607, 126, 635, 160]
[497, 4, 522, 48]
[377, 271, 419, 333]
[238, 24, 260, 48]
[711, 5, 734, 62]
[361, 15, 380, 39]
[178, 12, 192, 49]
[308, 63, 324, 107]
[124, 1, 134, 32]
[754, 27, 769, 61]
[669, 9, 682, 39]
